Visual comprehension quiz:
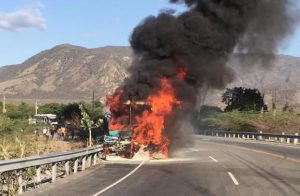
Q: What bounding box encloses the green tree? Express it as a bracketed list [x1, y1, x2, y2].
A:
[222, 87, 267, 112]
[38, 103, 65, 115]
[81, 101, 103, 123]
[6, 102, 34, 119]
[60, 103, 82, 126]
[79, 104, 93, 146]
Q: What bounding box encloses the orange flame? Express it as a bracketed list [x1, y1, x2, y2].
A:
[132, 78, 179, 156]
[107, 89, 128, 130]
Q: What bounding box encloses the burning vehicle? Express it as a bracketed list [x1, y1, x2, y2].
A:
[103, 132, 134, 159]
[105, 100, 164, 159]
[106, 88, 183, 159]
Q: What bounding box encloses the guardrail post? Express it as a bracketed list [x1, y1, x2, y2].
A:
[65, 161, 70, 176]
[252, 134, 255, 140]
[52, 163, 57, 183]
[88, 156, 92, 168]
[82, 156, 86, 171]
[233, 134, 236, 138]
[280, 132, 285, 143]
[18, 170, 23, 194]
[258, 131, 263, 140]
[86, 156, 90, 168]
[294, 133, 298, 145]
[287, 137, 290, 144]
[93, 153, 97, 166]
[246, 134, 249, 139]
[216, 132, 219, 137]
[74, 158, 79, 173]
[237, 134, 240, 139]
[242, 134, 245, 139]
[224, 133, 227, 138]
[36, 166, 41, 185]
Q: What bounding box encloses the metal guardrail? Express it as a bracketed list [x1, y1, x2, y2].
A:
[0, 146, 103, 194]
[200, 131, 299, 144]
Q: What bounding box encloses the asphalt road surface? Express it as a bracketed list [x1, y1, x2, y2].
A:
[26, 135, 300, 196]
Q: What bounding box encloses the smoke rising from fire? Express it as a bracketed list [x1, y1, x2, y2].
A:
[127, 0, 297, 100]
[108, 0, 298, 155]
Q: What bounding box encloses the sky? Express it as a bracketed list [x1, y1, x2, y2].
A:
[0, 0, 299, 66]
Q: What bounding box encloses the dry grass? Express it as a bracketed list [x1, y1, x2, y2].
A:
[0, 133, 85, 160]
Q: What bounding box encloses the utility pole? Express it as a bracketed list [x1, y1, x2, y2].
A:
[129, 102, 132, 130]
[89, 91, 95, 147]
[92, 90, 95, 122]
[35, 100, 38, 115]
[260, 91, 265, 117]
[272, 89, 277, 116]
[2, 94, 6, 113]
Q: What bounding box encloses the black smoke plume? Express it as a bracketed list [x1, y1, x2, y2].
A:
[110, 0, 298, 151]
[123, 0, 298, 103]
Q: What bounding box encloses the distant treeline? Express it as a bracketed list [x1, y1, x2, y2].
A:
[0, 101, 104, 122]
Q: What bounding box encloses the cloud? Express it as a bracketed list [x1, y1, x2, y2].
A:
[0, 8, 47, 32]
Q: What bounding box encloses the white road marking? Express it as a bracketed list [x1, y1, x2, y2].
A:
[227, 172, 239, 185]
[208, 156, 218, 162]
[190, 148, 203, 151]
[92, 161, 145, 196]
[200, 138, 211, 141]
[189, 148, 207, 152]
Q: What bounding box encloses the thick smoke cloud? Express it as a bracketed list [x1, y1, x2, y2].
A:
[124, 0, 298, 103]
[111, 0, 298, 150]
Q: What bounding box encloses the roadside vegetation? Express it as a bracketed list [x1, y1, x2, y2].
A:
[198, 87, 300, 134]
[0, 101, 104, 160]
[200, 109, 300, 134]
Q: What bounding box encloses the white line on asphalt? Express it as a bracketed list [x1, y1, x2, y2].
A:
[227, 172, 239, 185]
[92, 161, 145, 196]
[190, 148, 201, 151]
[208, 156, 218, 162]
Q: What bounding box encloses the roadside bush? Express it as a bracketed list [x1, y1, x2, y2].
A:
[6, 102, 34, 119]
[0, 115, 14, 133]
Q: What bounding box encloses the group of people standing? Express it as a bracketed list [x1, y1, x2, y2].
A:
[40, 126, 68, 140]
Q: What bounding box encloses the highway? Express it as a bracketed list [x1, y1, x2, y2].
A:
[26, 135, 300, 196]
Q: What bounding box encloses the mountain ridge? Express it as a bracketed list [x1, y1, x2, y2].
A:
[0, 44, 132, 100]
[1, 44, 300, 109]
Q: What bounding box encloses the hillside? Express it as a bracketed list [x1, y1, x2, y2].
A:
[0, 44, 300, 109]
[0, 44, 132, 101]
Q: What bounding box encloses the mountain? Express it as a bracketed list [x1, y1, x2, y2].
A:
[0, 44, 132, 101]
[1, 44, 300, 109]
